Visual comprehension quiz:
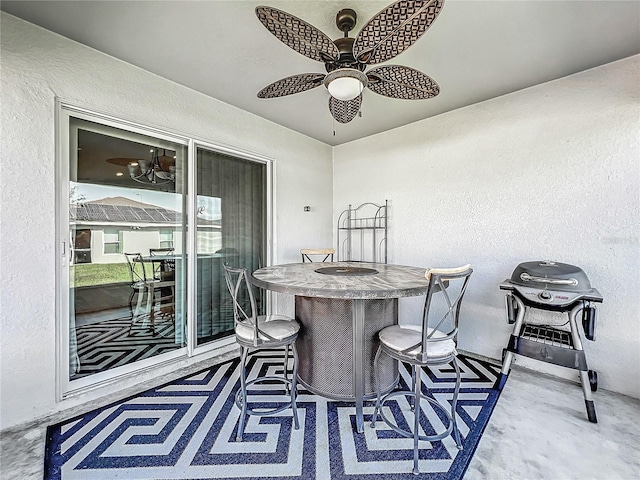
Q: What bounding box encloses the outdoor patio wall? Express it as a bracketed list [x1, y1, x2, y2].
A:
[0, 14, 333, 430]
[333, 55, 640, 399]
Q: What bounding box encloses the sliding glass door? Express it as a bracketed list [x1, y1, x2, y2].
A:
[66, 115, 188, 383]
[58, 104, 270, 394]
[195, 146, 267, 346]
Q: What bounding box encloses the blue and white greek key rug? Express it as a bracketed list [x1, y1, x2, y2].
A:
[44, 351, 501, 479]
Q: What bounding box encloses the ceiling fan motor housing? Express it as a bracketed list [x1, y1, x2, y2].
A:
[326, 37, 365, 72]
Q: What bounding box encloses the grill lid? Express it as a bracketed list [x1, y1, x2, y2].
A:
[509, 261, 592, 293]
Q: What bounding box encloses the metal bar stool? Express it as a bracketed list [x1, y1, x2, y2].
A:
[223, 264, 301, 441]
[370, 264, 473, 475]
[124, 252, 175, 335]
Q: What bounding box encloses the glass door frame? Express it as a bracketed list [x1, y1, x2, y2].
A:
[188, 140, 273, 358]
[56, 103, 190, 397]
[55, 101, 274, 399]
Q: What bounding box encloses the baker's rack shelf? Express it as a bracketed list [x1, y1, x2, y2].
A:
[337, 200, 388, 263]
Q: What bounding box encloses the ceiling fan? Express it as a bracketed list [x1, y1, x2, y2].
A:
[106, 148, 176, 185]
[255, 0, 444, 125]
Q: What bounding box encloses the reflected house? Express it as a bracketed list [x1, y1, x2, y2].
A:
[70, 196, 221, 265]
[69, 195, 220, 317]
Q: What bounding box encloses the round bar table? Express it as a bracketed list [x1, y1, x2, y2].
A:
[252, 261, 431, 433]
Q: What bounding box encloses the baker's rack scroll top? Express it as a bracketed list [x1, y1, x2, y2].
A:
[337, 200, 388, 263]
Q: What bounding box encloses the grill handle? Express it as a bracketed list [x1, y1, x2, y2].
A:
[520, 273, 578, 286]
[582, 305, 597, 341]
[505, 294, 517, 324]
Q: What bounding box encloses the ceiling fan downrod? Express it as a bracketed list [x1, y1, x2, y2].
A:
[329, 9, 361, 72]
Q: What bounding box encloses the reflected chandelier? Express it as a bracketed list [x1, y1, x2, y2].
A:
[126, 148, 176, 185]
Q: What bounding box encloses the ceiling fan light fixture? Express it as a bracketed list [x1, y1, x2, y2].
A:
[324, 68, 367, 101]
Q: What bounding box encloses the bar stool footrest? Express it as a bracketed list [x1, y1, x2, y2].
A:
[372, 390, 454, 443]
[235, 375, 297, 417]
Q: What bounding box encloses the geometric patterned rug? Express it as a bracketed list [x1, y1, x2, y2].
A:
[45, 351, 502, 479]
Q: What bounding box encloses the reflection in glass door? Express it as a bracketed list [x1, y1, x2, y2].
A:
[195, 146, 266, 346]
[67, 116, 187, 380]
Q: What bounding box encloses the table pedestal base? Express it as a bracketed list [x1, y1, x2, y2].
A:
[295, 296, 398, 432]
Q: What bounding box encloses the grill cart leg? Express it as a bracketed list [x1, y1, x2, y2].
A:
[494, 294, 526, 391]
[494, 362, 511, 391]
[580, 370, 598, 423]
[569, 305, 598, 423]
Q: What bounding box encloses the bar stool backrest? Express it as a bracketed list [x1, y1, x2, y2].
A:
[149, 247, 174, 255]
[415, 265, 473, 363]
[301, 248, 335, 263]
[223, 264, 274, 347]
[124, 252, 147, 284]
[149, 247, 175, 277]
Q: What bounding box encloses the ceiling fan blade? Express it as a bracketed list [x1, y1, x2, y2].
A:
[258, 73, 326, 98]
[329, 95, 362, 124]
[366, 65, 439, 99]
[353, 0, 444, 65]
[256, 6, 340, 63]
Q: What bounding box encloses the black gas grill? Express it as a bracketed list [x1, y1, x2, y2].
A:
[494, 261, 603, 422]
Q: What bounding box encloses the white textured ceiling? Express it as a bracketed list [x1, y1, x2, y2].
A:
[2, 0, 639, 146]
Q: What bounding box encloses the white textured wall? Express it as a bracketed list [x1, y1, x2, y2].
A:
[333, 56, 640, 398]
[0, 14, 333, 429]
[1, 11, 637, 431]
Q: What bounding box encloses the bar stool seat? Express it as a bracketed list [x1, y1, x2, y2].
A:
[235, 315, 300, 343]
[379, 325, 456, 359]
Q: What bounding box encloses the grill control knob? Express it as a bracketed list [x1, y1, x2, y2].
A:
[538, 291, 552, 301]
